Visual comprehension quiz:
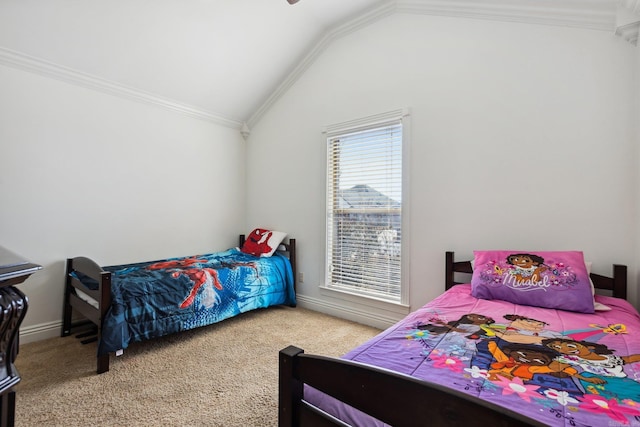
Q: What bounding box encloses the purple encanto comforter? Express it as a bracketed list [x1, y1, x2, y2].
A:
[305, 284, 640, 426]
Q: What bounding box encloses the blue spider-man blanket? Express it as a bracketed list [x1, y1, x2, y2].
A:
[94, 248, 295, 355]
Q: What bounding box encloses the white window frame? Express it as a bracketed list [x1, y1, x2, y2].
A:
[323, 108, 410, 306]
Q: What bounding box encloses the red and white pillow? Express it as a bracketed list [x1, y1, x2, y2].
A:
[240, 228, 287, 257]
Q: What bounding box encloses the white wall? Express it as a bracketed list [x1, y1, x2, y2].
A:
[636, 40, 640, 308]
[246, 14, 639, 328]
[0, 64, 246, 342]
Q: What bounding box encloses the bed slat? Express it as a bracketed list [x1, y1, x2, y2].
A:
[68, 294, 100, 324]
[445, 251, 473, 290]
[299, 402, 350, 427]
[68, 276, 100, 301]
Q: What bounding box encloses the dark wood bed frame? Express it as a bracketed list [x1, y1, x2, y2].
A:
[62, 235, 296, 374]
[279, 251, 628, 427]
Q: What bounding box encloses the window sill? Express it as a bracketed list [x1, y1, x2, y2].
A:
[319, 285, 410, 316]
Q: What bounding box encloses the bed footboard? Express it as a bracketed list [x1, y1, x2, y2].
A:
[278, 345, 543, 427]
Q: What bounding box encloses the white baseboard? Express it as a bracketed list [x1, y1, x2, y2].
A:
[295, 294, 399, 330]
[19, 297, 398, 345]
[19, 320, 63, 344]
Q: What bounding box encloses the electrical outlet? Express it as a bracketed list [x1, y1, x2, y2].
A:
[298, 272, 304, 283]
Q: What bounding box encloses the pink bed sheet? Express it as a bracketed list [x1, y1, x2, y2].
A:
[305, 284, 640, 426]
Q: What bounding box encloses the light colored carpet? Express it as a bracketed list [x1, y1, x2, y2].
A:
[14, 307, 381, 426]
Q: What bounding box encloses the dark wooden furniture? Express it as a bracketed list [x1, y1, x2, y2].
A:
[278, 251, 628, 427]
[62, 235, 296, 374]
[0, 247, 41, 427]
[279, 345, 542, 427]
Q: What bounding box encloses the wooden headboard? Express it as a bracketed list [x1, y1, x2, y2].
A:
[445, 251, 627, 299]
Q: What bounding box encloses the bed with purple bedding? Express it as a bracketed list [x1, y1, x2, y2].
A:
[279, 251, 638, 426]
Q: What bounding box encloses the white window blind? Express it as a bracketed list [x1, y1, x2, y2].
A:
[326, 114, 403, 302]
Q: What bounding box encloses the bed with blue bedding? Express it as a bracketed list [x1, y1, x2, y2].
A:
[62, 235, 296, 374]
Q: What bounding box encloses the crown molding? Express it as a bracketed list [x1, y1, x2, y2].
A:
[616, 1, 640, 45]
[240, 122, 251, 140]
[247, 0, 619, 128]
[620, 0, 640, 15]
[0, 47, 243, 130]
[0, 1, 632, 135]
[396, 0, 615, 31]
[616, 20, 640, 45]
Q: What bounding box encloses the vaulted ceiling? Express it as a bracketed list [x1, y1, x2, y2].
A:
[0, 0, 638, 132]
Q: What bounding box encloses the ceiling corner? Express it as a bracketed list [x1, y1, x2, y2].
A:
[246, 0, 621, 129]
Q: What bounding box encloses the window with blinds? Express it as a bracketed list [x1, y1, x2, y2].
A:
[325, 111, 405, 303]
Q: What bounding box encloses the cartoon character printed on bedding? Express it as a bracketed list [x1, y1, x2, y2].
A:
[406, 311, 640, 424]
[472, 314, 584, 381]
[147, 256, 259, 309]
[416, 313, 495, 338]
[412, 313, 497, 359]
[242, 229, 275, 256]
[487, 314, 565, 345]
[541, 338, 640, 402]
[147, 257, 223, 309]
[479, 253, 577, 290]
[506, 253, 548, 283]
[485, 341, 600, 384]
